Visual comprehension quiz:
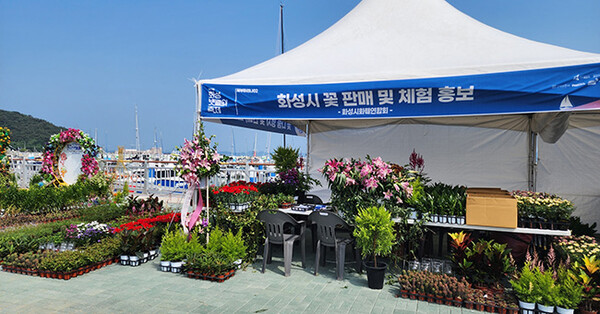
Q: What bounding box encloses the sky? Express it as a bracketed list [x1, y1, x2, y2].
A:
[1, 0, 599, 155]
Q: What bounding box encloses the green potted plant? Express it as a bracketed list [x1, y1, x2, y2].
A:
[555, 268, 583, 314]
[510, 263, 540, 314]
[533, 268, 559, 313]
[159, 229, 189, 273]
[353, 205, 395, 289]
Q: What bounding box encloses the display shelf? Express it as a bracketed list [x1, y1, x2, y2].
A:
[392, 218, 571, 236]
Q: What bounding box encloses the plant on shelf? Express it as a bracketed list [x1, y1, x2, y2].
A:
[211, 181, 259, 207]
[410, 182, 467, 218]
[321, 156, 413, 220]
[354, 205, 395, 289]
[555, 235, 600, 262]
[511, 190, 575, 224]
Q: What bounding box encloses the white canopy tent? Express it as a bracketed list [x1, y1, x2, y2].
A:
[197, 0, 600, 225]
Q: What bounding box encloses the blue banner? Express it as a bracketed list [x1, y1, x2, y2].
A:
[200, 63, 600, 120]
[207, 118, 305, 136]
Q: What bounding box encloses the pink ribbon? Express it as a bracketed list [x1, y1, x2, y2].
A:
[187, 190, 204, 232]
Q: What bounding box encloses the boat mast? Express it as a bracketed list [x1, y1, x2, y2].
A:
[135, 104, 141, 152]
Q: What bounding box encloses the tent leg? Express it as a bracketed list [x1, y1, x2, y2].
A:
[528, 118, 538, 192]
[306, 122, 311, 177]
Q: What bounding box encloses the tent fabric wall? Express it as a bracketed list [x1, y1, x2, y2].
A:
[537, 113, 600, 226]
[308, 120, 529, 201]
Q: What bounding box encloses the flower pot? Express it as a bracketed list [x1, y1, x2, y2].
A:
[431, 215, 438, 223]
[556, 307, 574, 314]
[537, 304, 554, 314]
[464, 301, 474, 309]
[409, 211, 418, 220]
[120, 255, 129, 266]
[399, 289, 409, 298]
[160, 261, 171, 272]
[149, 250, 157, 260]
[518, 300, 536, 314]
[407, 260, 420, 271]
[580, 310, 598, 314]
[142, 253, 149, 264]
[363, 261, 387, 290]
[129, 256, 140, 267]
[440, 215, 448, 223]
[234, 259, 243, 269]
[457, 216, 465, 224]
[409, 291, 417, 300]
[170, 261, 183, 273]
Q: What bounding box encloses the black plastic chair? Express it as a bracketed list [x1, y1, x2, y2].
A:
[307, 211, 361, 280]
[257, 210, 306, 277]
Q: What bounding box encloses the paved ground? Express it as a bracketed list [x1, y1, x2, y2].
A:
[0, 248, 486, 314]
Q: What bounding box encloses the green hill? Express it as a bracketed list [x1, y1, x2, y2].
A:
[0, 110, 66, 151]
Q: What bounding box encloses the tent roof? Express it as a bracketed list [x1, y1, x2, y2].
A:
[206, 0, 600, 85]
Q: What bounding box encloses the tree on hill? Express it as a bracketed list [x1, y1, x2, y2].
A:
[0, 109, 66, 151]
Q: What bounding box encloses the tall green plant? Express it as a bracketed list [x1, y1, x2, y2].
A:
[353, 206, 395, 267]
[510, 263, 540, 304]
[271, 146, 299, 173]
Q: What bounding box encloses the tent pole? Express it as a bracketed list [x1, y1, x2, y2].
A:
[306, 121, 311, 177]
[527, 115, 538, 191]
[194, 82, 201, 133]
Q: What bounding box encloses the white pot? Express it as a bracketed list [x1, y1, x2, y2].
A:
[440, 215, 448, 223]
[234, 259, 243, 269]
[120, 255, 129, 265]
[409, 211, 418, 220]
[129, 255, 140, 267]
[537, 304, 555, 314]
[160, 261, 171, 272]
[458, 217, 465, 224]
[449, 216, 457, 224]
[170, 261, 182, 273]
[556, 307, 574, 314]
[149, 250, 157, 260]
[519, 300, 536, 314]
[431, 215, 438, 223]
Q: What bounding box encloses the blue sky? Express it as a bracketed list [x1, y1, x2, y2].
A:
[1, 0, 599, 155]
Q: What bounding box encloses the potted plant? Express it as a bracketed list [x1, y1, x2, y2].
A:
[160, 229, 189, 273]
[354, 205, 395, 289]
[510, 263, 539, 314]
[555, 268, 583, 314]
[532, 268, 559, 314]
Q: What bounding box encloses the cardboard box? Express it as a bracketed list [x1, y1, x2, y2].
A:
[466, 188, 517, 229]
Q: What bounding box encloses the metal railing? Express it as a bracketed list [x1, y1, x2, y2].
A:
[9, 157, 42, 188]
[7, 156, 278, 196]
[101, 160, 277, 195]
